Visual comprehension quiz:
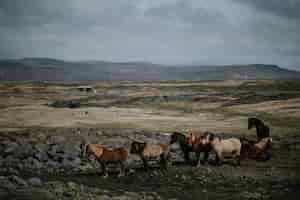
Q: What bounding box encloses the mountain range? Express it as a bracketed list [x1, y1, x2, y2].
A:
[0, 58, 299, 81]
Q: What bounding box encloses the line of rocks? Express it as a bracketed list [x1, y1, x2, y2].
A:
[0, 130, 176, 175]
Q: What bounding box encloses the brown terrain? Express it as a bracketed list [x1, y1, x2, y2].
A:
[0, 80, 300, 199]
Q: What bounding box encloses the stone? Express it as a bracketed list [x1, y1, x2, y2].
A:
[47, 136, 66, 145]
[96, 195, 112, 200]
[27, 177, 42, 187]
[35, 152, 49, 162]
[10, 175, 27, 187]
[35, 143, 49, 153]
[4, 142, 18, 154]
[67, 181, 77, 190]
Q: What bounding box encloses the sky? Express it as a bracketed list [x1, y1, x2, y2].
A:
[0, 0, 299, 70]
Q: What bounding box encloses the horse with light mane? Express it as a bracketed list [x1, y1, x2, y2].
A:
[209, 135, 242, 166]
[80, 143, 128, 177]
[130, 141, 170, 171]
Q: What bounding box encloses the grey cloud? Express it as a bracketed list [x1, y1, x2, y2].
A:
[234, 0, 300, 19]
[0, 0, 299, 70]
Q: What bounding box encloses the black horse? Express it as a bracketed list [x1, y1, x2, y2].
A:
[248, 117, 270, 139]
[170, 132, 193, 162]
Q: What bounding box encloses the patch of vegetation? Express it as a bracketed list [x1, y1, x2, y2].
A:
[257, 113, 300, 130]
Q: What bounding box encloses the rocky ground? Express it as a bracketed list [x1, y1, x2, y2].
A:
[0, 128, 300, 200]
[1, 80, 300, 199]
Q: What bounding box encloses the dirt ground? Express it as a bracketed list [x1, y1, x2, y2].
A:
[0, 80, 300, 199]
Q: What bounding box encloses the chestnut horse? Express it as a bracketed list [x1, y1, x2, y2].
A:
[245, 137, 273, 160]
[248, 117, 270, 140]
[80, 143, 128, 177]
[186, 131, 214, 166]
[130, 141, 170, 171]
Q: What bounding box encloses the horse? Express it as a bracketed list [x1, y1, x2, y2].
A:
[80, 143, 128, 177]
[186, 131, 214, 166]
[248, 117, 270, 139]
[209, 135, 241, 166]
[169, 132, 193, 162]
[130, 141, 170, 171]
[252, 137, 273, 160]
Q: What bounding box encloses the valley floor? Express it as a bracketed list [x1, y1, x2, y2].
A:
[0, 80, 300, 199]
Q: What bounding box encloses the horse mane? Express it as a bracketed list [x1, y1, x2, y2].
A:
[249, 117, 265, 126]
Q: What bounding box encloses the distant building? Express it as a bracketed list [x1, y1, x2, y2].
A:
[76, 86, 97, 93]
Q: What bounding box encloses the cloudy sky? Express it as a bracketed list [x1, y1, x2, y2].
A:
[0, 0, 299, 70]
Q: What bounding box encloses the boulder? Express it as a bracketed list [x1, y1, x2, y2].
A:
[10, 175, 28, 187]
[27, 177, 42, 187]
[4, 142, 18, 154]
[47, 136, 66, 145]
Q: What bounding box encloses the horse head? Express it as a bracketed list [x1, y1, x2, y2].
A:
[80, 142, 88, 158]
[248, 117, 264, 129]
[170, 132, 185, 145]
[130, 141, 146, 154]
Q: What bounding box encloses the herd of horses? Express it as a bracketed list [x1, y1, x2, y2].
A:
[80, 117, 272, 177]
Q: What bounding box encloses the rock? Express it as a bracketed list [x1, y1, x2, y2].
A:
[47, 136, 66, 145]
[32, 158, 43, 169]
[28, 177, 42, 187]
[4, 142, 18, 154]
[5, 155, 20, 166]
[46, 160, 59, 168]
[67, 181, 77, 190]
[50, 100, 81, 108]
[35, 143, 49, 153]
[96, 195, 112, 200]
[35, 152, 49, 162]
[10, 175, 28, 187]
[17, 144, 36, 159]
[240, 191, 262, 199]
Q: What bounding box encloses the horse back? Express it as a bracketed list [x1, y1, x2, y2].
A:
[159, 144, 169, 152]
[101, 147, 128, 162]
[143, 144, 166, 157]
[221, 138, 241, 152]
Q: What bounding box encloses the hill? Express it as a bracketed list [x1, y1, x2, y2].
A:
[0, 58, 299, 81]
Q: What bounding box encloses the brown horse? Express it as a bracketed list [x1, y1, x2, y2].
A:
[186, 131, 214, 166]
[240, 137, 272, 160]
[80, 143, 128, 177]
[130, 141, 170, 171]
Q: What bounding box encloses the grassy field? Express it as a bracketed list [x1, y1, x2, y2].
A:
[1, 80, 300, 200]
[0, 80, 299, 135]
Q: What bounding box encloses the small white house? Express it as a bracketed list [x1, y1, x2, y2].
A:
[76, 86, 97, 93]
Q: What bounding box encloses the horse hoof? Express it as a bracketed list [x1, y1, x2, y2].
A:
[103, 174, 108, 178]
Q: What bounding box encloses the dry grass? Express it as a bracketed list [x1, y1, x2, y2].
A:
[0, 80, 299, 135]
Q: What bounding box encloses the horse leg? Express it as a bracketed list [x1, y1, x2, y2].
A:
[216, 152, 223, 166]
[184, 150, 190, 163]
[201, 151, 209, 165]
[142, 157, 149, 172]
[118, 161, 125, 177]
[195, 151, 201, 167]
[236, 155, 241, 166]
[101, 162, 108, 178]
[215, 153, 220, 165]
[160, 154, 168, 170]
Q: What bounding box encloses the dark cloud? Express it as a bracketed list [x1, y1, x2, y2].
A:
[234, 0, 300, 19]
[0, 0, 299, 70]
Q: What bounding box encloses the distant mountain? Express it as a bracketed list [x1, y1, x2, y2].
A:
[0, 58, 299, 81]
